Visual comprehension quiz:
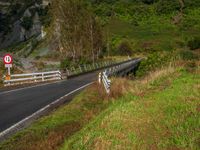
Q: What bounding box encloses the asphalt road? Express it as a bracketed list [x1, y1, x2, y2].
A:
[0, 71, 98, 133]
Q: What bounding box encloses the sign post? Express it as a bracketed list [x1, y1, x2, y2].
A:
[3, 54, 13, 81]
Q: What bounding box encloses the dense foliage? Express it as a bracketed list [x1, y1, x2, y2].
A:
[86, 0, 200, 56]
[49, 0, 103, 63]
[136, 52, 173, 77]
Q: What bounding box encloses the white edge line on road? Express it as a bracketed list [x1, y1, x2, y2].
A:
[0, 82, 94, 138]
[0, 80, 64, 95]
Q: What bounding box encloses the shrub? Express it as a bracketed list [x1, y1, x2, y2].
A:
[60, 59, 71, 69]
[142, 0, 157, 5]
[136, 52, 172, 77]
[179, 50, 198, 60]
[116, 40, 133, 56]
[78, 58, 91, 65]
[187, 36, 200, 50]
[36, 61, 45, 70]
[185, 61, 197, 72]
[156, 0, 180, 14]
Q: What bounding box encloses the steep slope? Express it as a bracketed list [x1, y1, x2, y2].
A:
[62, 68, 200, 150]
[87, 0, 200, 54]
[0, 0, 50, 49]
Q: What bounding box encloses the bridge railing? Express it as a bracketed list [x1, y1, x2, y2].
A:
[3, 70, 62, 86]
[64, 60, 119, 77]
[99, 58, 142, 94]
[99, 72, 111, 94]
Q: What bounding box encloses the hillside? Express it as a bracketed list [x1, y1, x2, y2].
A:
[63, 67, 200, 150]
[0, 0, 50, 49]
[1, 0, 200, 72]
[87, 0, 200, 54]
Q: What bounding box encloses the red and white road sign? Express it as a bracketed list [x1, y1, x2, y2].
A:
[3, 54, 13, 64]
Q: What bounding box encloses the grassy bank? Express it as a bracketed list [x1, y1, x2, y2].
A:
[0, 83, 116, 150]
[62, 67, 200, 149]
[0, 63, 199, 150]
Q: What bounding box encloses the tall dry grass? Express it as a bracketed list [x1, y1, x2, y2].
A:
[101, 63, 179, 99]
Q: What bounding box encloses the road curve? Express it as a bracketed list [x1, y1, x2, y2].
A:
[0, 71, 97, 133]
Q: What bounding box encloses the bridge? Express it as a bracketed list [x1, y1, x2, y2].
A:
[0, 58, 142, 141]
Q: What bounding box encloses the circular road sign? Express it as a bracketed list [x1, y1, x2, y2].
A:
[3, 54, 13, 64]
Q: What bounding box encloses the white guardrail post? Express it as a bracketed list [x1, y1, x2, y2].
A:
[98, 72, 102, 84]
[98, 58, 142, 94]
[99, 71, 111, 94]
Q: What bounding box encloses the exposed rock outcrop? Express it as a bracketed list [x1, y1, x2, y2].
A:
[0, 0, 51, 49]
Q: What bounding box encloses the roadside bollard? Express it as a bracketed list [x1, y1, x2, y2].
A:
[98, 72, 102, 84]
[42, 73, 44, 81]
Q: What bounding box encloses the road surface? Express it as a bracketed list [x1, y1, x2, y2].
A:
[0, 71, 97, 133]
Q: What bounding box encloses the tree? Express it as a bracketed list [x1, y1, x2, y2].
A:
[49, 0, 103, 63]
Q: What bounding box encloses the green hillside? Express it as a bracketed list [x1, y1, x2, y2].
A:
[1, 0, 200, 71]
[62, 68, 200, 150]
[82, 0, 199, 55]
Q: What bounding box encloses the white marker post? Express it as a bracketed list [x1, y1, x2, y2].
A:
[3, 54, 13, 82]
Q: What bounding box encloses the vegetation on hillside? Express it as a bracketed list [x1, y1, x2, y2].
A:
[49, 0, 103, 64]
[85, 0, 200, 57]
[1, 0, 200, 71]
[63, 68, 200, 150]
[0, 0, 43, 33]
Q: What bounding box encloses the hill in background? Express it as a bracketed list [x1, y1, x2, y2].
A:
[87, 0, 200, 55]
[0, 0, 199, 72]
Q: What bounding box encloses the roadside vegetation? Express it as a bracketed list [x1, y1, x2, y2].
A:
[0, 59, 199, 150]
[62, 66, 200, 150]
[1, 0, 200, 72]
[0, 0, 200, 149]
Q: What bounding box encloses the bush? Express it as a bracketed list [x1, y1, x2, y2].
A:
[60, 59, 71, 69]
[136, 52, 172, 77]
[116, 41, 133, 56]
[187, 37, 200, 50]
[156, 0, 180, 14]
[36, 61, 45, 70]
[179, 50, 198, 60]
[185, 61, 197, 72]
[142, 0, 157, 5]
[78, 58, 91, 65]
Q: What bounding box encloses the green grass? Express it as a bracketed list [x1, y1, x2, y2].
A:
[1, 67, 199, 150]
[103, 5, 200, 54]
[0, 83, 110, 150]
[61, 69, 200, 150]
[105, 18, 181, 52]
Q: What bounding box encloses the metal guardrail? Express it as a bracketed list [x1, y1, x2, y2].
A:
[3, 70, 62, 86]
[64, 60, 118, 77]
[1, 59, 124, 86]
[106, 58, 142, 77]
[99, 58, 142, 94]
[2, 58, 141, 87]
[99, 72, 111, 94]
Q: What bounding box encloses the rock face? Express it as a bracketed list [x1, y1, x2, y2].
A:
[0, 0, 50, 49]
